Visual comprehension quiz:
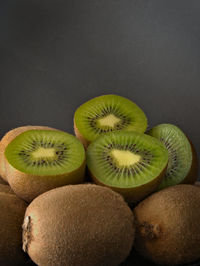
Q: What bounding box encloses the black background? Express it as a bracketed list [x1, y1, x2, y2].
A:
[1, 1, 200, 265]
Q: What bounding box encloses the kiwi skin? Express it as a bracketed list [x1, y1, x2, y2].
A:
[0, 125, 56, 182]
[195, 181, 200, 187]
[74, 123, 89, 149]
[0, 192, 28, 266]
[6, 157, 86, 203]
[22, 184, 135, 266]
[0, 175, 7, 184]
[0, 183, 14, 194]
[134, 184, 200, 265]
[89, 164, 167, 205]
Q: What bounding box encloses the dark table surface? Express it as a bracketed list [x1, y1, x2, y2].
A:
[0, 1, 200, 265]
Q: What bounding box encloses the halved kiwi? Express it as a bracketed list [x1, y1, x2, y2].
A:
[5, 130, 86, 202]
[0, 125, 56, 182]
[86, 131, 168, 203]
[22, 184, 134, 266]
[147, 124, 198, 190]
[74, 94, 148, 148]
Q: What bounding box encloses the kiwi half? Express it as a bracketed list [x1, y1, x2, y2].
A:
[0, 192, 28, 266]
[0, 125, 56, 182]
[74, 94, 148, 148]
[86, 131, 168, 203]
[134, 184, 200, 265]
[148, 124, 198, 190]
[5, 129, 86, 202]
[22, 184, 135, 266]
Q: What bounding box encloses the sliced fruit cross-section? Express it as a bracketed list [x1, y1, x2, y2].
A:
[74, 94, 148, 147]
[5, 130, 86, 202]
[147, 124, 198, 190]
[86, 131, 168, 203]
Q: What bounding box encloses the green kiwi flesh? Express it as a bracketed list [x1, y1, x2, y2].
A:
[5, 130, 86, 202]
[22, 184, 135, 266]
[0, 192, 28, 266]
[134, 184, 200, 265]
[148, 124, 198, 190]
[74, 94, 148, 147]
[86, 131, 168, 203]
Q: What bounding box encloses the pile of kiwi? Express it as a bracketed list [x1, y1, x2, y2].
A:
[0, 94, 199, 266]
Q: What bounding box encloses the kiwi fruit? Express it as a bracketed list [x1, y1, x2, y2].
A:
[148, 124, 198, 190]
[0, 183, 14, 194]
[134, 184, 200, 265]
[0, 192, 28, 266]
[86, 131, 168, 204]
[22, 184, 135, 266]
[74, 94, 148, 148]
[0, 175, 7, 184]
[5, 129, 86, 202]
[0, 125, 56, 182]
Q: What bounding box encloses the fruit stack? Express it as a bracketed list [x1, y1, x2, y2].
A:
[0, 94, 199, 266]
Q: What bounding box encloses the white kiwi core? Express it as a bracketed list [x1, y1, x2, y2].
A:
[111, 149, 141, 167]
[32, 147, 55, 159]
[98, 114, 121, 128]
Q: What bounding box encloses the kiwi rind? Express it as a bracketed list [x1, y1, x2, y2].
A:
[22, 184, 135, 266]
[195, 181, 200, 187]
[0, 184, 14, 194]
[147, 124, 198, 189]
[86, 131, 168, 204]
[0, 175, 7, 184]
[5, 130, 86, 202]
[0, 192, 28, 266]
[74, 94, 148, 148]
[0, 125, 57, 182]
[90, 165, 167, 204]
[134, 184, 200, 265]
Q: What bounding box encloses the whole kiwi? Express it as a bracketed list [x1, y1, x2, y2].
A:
[134, 184, 200, 265]
[0, 193, 28, 266]
[23, 184, 135, 266]
[0, 125, 56, 182]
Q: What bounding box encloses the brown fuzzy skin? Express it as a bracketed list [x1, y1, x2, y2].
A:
[0, 125, 56, 182]
[0, 175, 7, 184]
[74, 122, 90, 149]
[89, 164, 167, 204]
[0, 183, 14, 194]
[6, 159, 86, 203]
[134, 184, 200, 265]
[23, 184, 135, 266]
[195, 181, 200, 187]
[0, 193, 28, 266]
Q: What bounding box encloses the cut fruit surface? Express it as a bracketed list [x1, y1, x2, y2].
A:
[5, 130, 86, 202]
[74, 95, 147, 147]
[86, 131, 168, 203]
[148, 124, 198, 190]
[5, 130, 85, 176]
[0, 125, 56, 182]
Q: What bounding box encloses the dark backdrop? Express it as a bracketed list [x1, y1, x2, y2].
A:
[0, 1, 199, 160]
